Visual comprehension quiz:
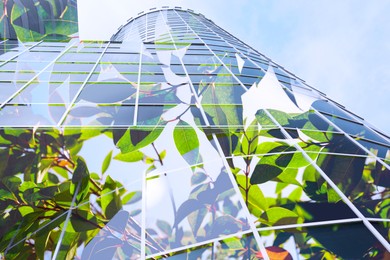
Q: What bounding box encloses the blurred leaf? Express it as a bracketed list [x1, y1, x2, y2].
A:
[188, 207, 207, 237]
[211, 216, 241, 236]
[191, 172, 207, 185]
[157, 220, 172, 236]
[122, 191, 142, 205]
[222, 197, 239, 217]
[174, 199, 203, 227]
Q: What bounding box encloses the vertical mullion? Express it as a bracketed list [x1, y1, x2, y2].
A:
[57, 42, 110, 126]
[145, 13, 148, 42]
[262, 108, 390, 251]
[133, 41, 144, 126]
[139, 14, 148, 258]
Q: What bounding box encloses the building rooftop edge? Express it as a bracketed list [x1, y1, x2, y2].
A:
[110, 6, 200, 40]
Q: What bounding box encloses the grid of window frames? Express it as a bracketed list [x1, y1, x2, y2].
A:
[0, 7, 389, 260]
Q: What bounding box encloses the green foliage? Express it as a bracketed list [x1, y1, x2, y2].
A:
[114, 150, 144, 162]
[0, 93, 388, 258]
[1, 0, 78, 42]
[0, 128, 121, 259]
[173, 121, 200, 165]
[115, 127, 163, 153]
[101, 150, 113, 174]
[250, 164, 283, 184]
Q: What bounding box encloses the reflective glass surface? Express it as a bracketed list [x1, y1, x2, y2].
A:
[0, 7, 389, 260]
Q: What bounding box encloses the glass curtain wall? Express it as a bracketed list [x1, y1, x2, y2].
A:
[0, 7, 389, 259]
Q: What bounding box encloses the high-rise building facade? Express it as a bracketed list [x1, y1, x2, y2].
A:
[0, 6, 389, 259]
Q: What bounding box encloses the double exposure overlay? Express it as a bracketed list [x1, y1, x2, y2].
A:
[0, 6, 390, 259]
[0, 0, 78, 41]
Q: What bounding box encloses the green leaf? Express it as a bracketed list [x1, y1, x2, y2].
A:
[287, 153, 311, 168]
[54, 231, 79, 260]
[288, 187, 303, 201]
[0, 189, 16, 201]
[101, 150, 112, 174]
[236, 175, 267, 215]
[317, 152, 364, 196]
[260, 207, 301, 226]
[122, 191, 142, 205]
[327, 185, 341, 203]
[250, 164, 282, 184]
[117, 127, 163, 153]
[100, 176, 122, 219]
[173, 121, 199, 156]
[160, 150, 167, 160]
[145, 157, 154, 164]
[256, 109, 276, 126]
[71, 157, 90, 202]
[18, 206, 34, 216]
[70, 210, 100, 232]
[277, 168, 301, 186]
[34, 229, 50, 260]
[275, 153, 294, 167]
[72, 157, 89, 183]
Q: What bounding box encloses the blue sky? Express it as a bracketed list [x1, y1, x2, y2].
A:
[78, 0, 390, 135]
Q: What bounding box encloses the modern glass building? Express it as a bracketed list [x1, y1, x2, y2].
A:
[0, 5, 390, 259]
